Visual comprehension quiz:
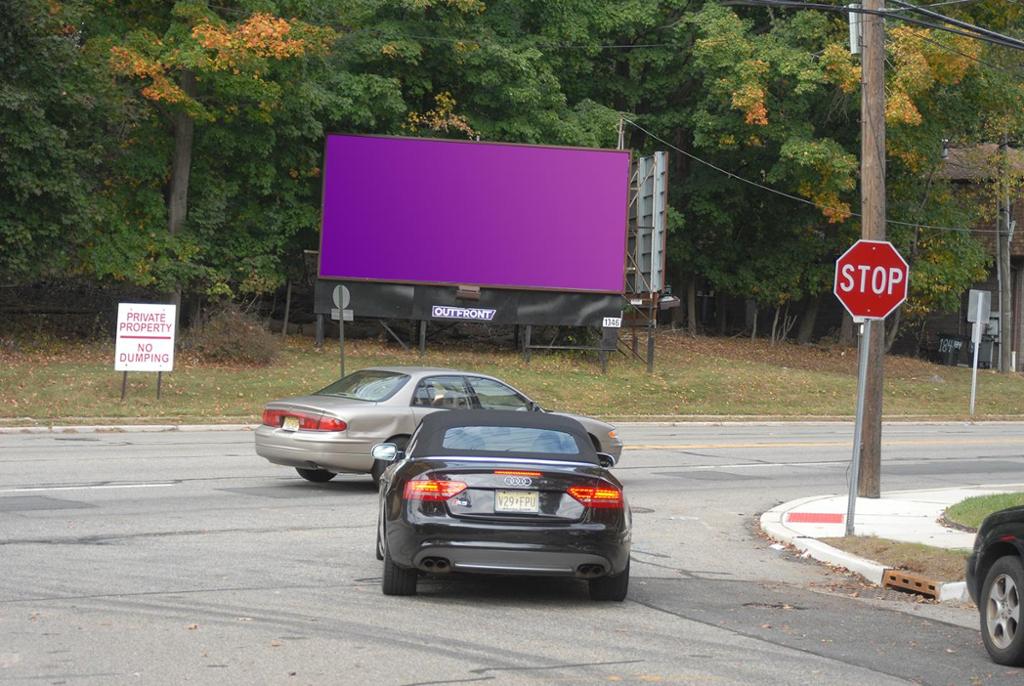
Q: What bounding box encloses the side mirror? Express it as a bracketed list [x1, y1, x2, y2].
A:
[371, 443, 401, 462]
[596, 452, 617, 469]
[530, 401, 545, 412]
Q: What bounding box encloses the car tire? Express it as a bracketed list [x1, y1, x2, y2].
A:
[382, 545, 417, 596]
[372, 435, 410, 486]
[295, 468, 336, 483]
[589, 560, 629, 602]
[980, 555, 1024, 665]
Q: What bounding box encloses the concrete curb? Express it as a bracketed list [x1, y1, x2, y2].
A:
[0, 424, 258, 434]
[760, 495, 969, 603]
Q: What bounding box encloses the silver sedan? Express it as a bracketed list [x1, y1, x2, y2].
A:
[254, 366, 623, 484]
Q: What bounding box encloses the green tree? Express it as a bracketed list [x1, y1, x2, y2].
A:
[0, 0, 121, 282]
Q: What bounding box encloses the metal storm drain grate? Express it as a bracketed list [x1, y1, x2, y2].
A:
[883, 569, 939, 599]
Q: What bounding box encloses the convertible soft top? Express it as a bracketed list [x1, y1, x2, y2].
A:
[411, 410, 600, 463]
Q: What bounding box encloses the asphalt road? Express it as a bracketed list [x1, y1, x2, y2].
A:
[2, 422, 1024, 685]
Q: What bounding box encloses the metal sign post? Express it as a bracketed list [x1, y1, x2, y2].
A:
[968, 289, 990, 417]
[846, 319, 871, 536]
[331, 286, 353, 379]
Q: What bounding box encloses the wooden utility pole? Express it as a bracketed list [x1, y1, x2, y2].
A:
[999, 137, 1014, 373]
[858, 0, 886, 498]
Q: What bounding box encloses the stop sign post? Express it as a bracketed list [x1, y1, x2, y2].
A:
[834, 240, 909, 536]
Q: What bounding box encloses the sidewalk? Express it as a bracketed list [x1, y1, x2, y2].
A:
[761, 484, 1024, 602]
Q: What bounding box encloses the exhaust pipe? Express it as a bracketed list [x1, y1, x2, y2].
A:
[577, 564, 606, 578]
[420, 557, 451, 573]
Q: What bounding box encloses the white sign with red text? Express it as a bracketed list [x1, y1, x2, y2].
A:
[115, 303, 176, 372]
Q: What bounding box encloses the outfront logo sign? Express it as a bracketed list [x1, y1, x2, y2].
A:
[431, 305, 496, 321]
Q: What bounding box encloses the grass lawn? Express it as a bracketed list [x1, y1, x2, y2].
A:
[4, 333, 1024, 424]
[944, 492, 1024, 531]
[819, 537, 970, 581]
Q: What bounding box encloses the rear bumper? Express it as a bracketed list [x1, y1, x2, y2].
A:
[387, 517, 630, 578]
[413, 543, 614, 577]
[254, 425, 373, 473]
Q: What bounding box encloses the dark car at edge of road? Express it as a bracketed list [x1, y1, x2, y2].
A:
[967, 505, 1024, 666]
[373, 410, 631, 601]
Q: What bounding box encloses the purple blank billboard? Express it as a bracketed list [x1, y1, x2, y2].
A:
[319, 135, 630, 293]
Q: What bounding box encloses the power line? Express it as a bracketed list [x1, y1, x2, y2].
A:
[621, 117, 996, 234]
[723, 0, 1024, 51]
[340, 30, 677, 51]
[920, 0, 984, 7]
[888, 0, 1024, 50]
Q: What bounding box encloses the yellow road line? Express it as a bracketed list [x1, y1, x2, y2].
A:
[623, 437, 1024, 450]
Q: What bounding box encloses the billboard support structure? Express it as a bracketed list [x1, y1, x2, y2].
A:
[623, 147, 670, 373]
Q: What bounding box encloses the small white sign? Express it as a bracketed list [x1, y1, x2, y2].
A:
[115, 303, 176, 372]
[332, 285, 351, 310]
[603, 317, 622, 328]
[431, 305, 496, 321]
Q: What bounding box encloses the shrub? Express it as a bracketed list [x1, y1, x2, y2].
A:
[184, 304, 279, 366]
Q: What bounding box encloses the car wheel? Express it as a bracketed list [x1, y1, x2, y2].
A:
[372, 435, 409, 486]
[981, 555, 1024, 665]
[382, 544, 417, 596]
[295, 468, 336, 483]
[589, 559, 629, 602]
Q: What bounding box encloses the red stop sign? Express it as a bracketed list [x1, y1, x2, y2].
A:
[834, 240, 909, 319]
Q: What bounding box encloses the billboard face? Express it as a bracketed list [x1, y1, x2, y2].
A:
[319, 135, 629, 293]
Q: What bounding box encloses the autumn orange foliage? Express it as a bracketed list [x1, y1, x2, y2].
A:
[109, 12, 331, 107]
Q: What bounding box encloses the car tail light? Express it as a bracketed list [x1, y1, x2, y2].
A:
[403, 480, 468, 501]
[493, 470, 542, 477]
[262, 409, 286, 426]
[567, 485, 624, 509]
[261, 409, 347, 432]
[316, 416, 348, 432]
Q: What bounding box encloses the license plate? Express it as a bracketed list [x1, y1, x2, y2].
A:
[495, 490, 539, 513]
[282, 416, 300, 431]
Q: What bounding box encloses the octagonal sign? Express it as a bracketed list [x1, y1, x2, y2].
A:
[834, 240, 909, 320]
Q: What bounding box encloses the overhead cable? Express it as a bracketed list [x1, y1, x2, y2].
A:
[722, 0, 1024, 51]
[621, 117, 995, 234]
[887, 0, 1024, 50]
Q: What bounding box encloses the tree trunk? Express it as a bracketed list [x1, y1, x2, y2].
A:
[796, 296, 819, 344]
[885, 306, 902, 352]
[839, 312, 855, 347]
[166, 70, 197, 327]
[716, 292, 727, 335]
[771, 305, 781, 344]
[687, 277, 697, 336]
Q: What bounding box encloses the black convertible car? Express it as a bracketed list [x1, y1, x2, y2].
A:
[967, 505, 1024, 665]
[373, 410, 631, 600]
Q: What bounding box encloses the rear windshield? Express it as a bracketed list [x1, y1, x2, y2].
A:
[315, 370, 409, 402]
[441, 426, 581, 455]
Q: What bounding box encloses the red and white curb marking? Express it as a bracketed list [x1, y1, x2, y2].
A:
[760, 494, 968, 603]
